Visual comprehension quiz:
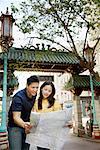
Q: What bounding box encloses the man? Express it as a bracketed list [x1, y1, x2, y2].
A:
[8, 75, 39, 150]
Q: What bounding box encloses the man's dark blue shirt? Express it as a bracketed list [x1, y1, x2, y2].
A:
[8, 88, 36, 127]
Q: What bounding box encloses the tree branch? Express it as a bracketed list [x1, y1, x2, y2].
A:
[94, 37, 100, 51]
[83, 24, 90, 57]
[48, 3, 78, 55]
[69, 4, 89, 25]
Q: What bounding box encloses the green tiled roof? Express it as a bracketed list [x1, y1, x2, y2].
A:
[0, 47, 83, 73]
[0, 47, 79, 64]
[65, 75, 100, 90]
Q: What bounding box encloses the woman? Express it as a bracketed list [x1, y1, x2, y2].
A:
[34, 81, 61, 113]
[26, 81, 68, 150]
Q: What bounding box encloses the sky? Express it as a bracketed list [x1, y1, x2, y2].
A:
[0, 0, 16, 11]
[0, 0, 23, 12]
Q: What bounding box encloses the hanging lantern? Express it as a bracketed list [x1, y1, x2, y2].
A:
[0, 7, 15, 38]
[0, 7, 15, 52]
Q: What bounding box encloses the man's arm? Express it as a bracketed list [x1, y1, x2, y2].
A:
[13, 111, 26, 128]
[13, 112, 32, 134]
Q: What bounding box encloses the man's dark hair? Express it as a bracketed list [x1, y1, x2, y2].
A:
[27, 75, 39, 86]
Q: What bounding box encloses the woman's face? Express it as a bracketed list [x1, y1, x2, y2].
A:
[42, 85, 52, 99]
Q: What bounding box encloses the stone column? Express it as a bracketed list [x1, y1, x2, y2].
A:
[73, 95, 84, 136]
[82, 100, 86, 117]
[92, 96, 100, 139]
[95, 96, 100, 128]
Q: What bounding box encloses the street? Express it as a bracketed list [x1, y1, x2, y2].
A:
[62, 128, 100, 150]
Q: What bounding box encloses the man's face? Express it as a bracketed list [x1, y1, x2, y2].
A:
[26, 82, 39, 97]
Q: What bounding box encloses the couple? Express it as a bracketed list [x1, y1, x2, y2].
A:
[8, 75, 61, 150]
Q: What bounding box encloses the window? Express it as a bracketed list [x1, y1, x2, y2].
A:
[38, 76, 54, 81]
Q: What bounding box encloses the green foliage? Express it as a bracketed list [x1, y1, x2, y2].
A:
[92, 0, 100, 6]
[11, 0, 99, 55]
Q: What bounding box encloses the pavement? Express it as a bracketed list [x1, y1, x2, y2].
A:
[62, 129, 100, 150]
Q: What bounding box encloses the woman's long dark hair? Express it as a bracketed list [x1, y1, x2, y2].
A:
[38, 81, 56, 110]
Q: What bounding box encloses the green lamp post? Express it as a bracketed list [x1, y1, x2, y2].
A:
[0, 8, 15, 132]
[84, 44, 97, 125]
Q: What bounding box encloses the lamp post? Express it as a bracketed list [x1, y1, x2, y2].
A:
[0, 8, 15, 132]
[84, 44, 97, 126]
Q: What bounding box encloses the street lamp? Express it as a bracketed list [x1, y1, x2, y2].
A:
[84, 44, 97, 126]
[0, 8, 15, 132]
[0, 7, 15, 52]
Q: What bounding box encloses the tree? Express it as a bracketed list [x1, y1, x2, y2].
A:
[11, 0, 100, 75]
[92, 0, 100, 6]
[83, 0, 100, 40]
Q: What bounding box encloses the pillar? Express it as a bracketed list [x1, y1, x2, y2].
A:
[73, 95, 85, 136]
[0, 53, 8, 149]
[0, 53, 7, 132]
[92, 95, 100, 139]
[82, 100, 86, 117]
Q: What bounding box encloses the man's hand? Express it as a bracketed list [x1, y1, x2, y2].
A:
[24, 122, 33, 134]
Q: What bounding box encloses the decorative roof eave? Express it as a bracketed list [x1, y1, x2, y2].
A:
[64, 75, 100, 91]
[13, 68, 66, 73]
[7, 61, 77, 73]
